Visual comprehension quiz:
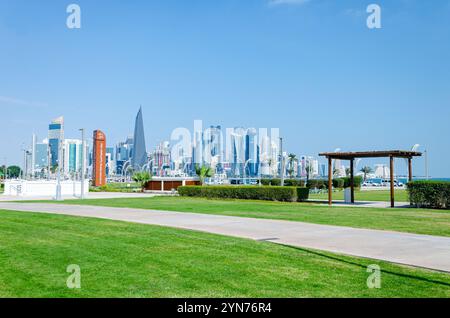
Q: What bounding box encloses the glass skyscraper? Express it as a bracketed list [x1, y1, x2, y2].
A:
[48, 117, 64, 167]
[131, 107, 147, 170]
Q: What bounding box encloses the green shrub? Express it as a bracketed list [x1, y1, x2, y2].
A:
[307, 179, 328, 190]
[284, 179, 306, 187]
[259, 178, 281, 186]
[340, 176, 363, 189]
[296, 187, 309, 202]
[407, 181, 450, 209]
[332, 178, 345, 189]
[178, 186, 309, 202]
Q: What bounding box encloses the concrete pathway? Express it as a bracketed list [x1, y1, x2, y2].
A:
[0, 192, 162, 202]
[0, 202, 449, 273]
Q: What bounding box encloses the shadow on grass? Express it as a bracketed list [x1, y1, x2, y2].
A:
[280, 244, 450, 287]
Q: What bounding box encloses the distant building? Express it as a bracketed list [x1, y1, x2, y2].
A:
[62, 139, 83, 175]
[48, 116, 64, 167]
[131, 107, 147, 170]
[153, 141, 171, 176]
[92, 130, 106, 187]
[106, 147, 115, 176]
[116, 136, 134, 175]
[33, 139, 49, 172]
[245, 128, 259, 177]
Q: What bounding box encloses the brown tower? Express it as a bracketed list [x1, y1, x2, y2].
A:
[92, 130, 106, 187]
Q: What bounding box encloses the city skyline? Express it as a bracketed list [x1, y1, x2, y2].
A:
[1, 1, 449, 176]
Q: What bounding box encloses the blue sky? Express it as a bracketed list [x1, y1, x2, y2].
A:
[1, 0, 449, 176]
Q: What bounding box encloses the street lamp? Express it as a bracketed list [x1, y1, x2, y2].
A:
[79, 128, 86, 199]
[244, 159, 252, 182]
[54, 137, 63, 201]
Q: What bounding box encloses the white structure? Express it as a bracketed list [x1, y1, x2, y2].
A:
[3, 180, 89, 197]
[62, 139, 84, 176]
[374, 164, 390, 178]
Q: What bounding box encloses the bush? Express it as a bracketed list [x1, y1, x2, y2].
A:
[340, 176, 363, 189]
[284, 179, 306, 187]
[407, 181, 450, 209]
[307, 179, 328, 190]
[260, 178, 304, 187]
[178, 186, 309, 202]
[332, 178, 345, 189]
[296, 187, 309, 202]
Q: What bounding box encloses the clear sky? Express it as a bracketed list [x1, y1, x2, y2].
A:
[1, 0, 449, 176]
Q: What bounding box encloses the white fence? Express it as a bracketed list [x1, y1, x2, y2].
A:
[3, 180, 89, 197]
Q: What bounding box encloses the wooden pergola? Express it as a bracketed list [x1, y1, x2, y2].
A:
[319, 150, 422, 208]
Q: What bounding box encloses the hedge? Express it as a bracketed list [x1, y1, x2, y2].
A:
[407, 181, 450, 209]
[260, 178, 306, 187]
[178, 186, 309, 202]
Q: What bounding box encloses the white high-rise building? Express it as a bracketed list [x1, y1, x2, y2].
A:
[62, 139, 84, 176]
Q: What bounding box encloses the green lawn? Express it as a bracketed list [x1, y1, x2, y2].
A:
[49, 196, 450, 237]
[0, 209, 449, 298]
[309, 189, 409, 202]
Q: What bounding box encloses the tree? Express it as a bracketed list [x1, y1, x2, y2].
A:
[305, 162, 314, 182]
[132, 171, 152, 192]
[7, 166, 22, 179]
[287, 154, 297, 179]
[360, 166, 374, 181]
[195, 165, 214, 185]
[345, 168, 351, 177]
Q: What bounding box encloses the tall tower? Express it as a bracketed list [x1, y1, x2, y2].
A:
[48, 116, 64, 168]
[131, 107, 147, 170]
[92, 130, 106, 187]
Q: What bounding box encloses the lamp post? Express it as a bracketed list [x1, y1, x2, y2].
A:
[279, 137, 285, 186]
[424, 149, 429, 180]
[55, 138, 63, 201]
[79, 128, 86, 199]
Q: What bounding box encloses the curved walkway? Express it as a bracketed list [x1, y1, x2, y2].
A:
[0, 202, 449, 273]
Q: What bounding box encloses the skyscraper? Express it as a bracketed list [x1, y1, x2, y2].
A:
[48, 116, 64, 168]
[131, 107, 147, 170]
[245, 128, 259, 177]
[62, 139, 83, 175]
[115, 136, 134, 175]
[92, 130, 106, 187]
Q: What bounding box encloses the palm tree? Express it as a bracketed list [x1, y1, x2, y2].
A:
[287, 154, 297, 179]
[267, 158, 274, 177]
[195, 165, 214, 185]
[132, 171, 152, 192]
[305, 162, 314, 182]
[360, 166, 374, 181]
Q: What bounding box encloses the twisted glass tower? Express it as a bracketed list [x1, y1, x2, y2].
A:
[131, 107, 147, 170]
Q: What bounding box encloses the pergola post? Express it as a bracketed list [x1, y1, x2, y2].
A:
[328, 157, 332, 206]
[350, 158, 355, 203]
[390, 155, 395, 208]
[408, 157, 413, 182]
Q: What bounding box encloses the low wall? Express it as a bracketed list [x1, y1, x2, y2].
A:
[3, 180, 90, 197]
[146, 178, 200, 192]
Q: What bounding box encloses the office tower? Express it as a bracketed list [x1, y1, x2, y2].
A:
[231, 127, 246, 177]
[131, 107, 147, 170]
[48, 116, 64, 168]
[245, 128, 259, 177]
[92, 130, 106, 187]
[153, 141, 171, 176]
[106, 147, 115, 176]
[115, 136, 134, 175]
[204, 125, 222, 171]
[62, 139, 83, 175]
[34, 140, 49, 172]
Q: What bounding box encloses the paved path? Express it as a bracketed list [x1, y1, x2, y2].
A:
[0, 192, 162, 202]
[1, 202, 449, 273]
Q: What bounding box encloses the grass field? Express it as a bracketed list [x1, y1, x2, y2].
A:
[48, 196, 450, 237]
[309, 189, 409, 202]
[0, 209, 449, 298]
